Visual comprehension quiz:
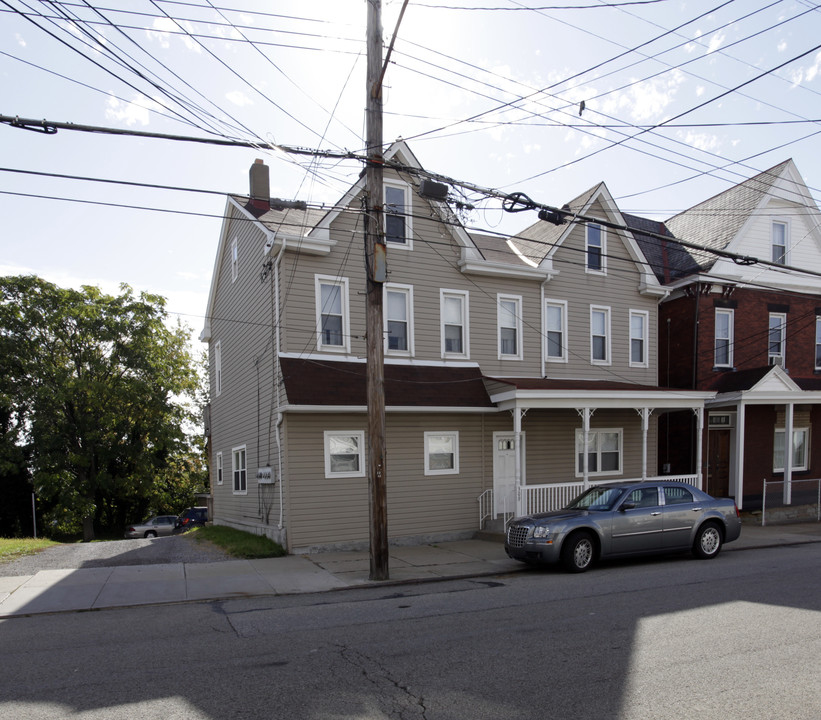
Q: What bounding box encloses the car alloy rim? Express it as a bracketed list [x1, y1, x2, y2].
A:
[701, 527, 720, 555]
[575, 539, 593, 568]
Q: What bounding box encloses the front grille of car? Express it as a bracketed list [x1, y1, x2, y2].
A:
[507, 525, 530, 549]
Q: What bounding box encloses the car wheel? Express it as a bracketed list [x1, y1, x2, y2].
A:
[693, 522, 722, 559]
[561, 531, 595, 573]
[144, 530, 158, 538]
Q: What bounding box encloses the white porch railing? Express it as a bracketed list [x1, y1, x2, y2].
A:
[479, 475, 698, 526]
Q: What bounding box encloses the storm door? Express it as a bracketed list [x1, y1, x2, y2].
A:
[493, 433, 523, 517]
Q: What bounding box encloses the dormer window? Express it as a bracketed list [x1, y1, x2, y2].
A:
[385, 182, 412, 248]
[772, 221, 788, 265]
[586, 223, 605, 273]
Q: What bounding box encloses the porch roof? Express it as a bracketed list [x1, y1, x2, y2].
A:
[485, 376, 712, 410]
[707, 365, 821, 405]
[279, 357, 495, 411]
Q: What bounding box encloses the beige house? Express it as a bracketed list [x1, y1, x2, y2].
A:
[201, 142, 709, 553]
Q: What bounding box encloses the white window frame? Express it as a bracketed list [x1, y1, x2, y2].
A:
[590, 305, 611, 365]
[424, 431, 460, 475]
[384, 283, 414, 357]
[384, 181, 413, 249]
[324, 431, 366, 478]
[497, 294, 523, 360]
[545, 299, 568, 363]
[586, 222, 606, 274]
[440, 289, 470, 359]
[815, 317, 821, 371]
[231, 237, 239, 282]
[216, 451, 223, 485]
[774, 427, 809, 473]
[629, 310, 649, 368]
[232, 445, 247, 495]
[315, 275, 350, 353]
[768, 312, 786, 366]
[214, 340, 222, 396]
[772, 220, 788, 265]
[575, 428, 623, 477]
[714, 308, 734, 368]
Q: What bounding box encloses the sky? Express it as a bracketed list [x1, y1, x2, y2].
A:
[3, 0, 821, 348]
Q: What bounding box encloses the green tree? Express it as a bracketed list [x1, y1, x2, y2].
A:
[0, 275, 206, 540]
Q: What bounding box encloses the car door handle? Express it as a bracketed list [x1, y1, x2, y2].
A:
[692, 507, 702, 511]
[651, 511, 661, 516]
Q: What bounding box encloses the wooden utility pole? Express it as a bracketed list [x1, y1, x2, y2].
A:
[365, 0, 389, 581]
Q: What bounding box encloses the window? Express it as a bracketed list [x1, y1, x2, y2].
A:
[232, 446, 247, 494]
[816, 317, 821, 370]
[664, 485, 694, 505]
[586, 223, 605, 273]
[498, 295, 522, 360]
[315, 276, 350, 352]
[715, 309, 734, 367]
[425, 432, 459, 475]
[774, 428, 809, 472]
[772, 221, 788, 265]
[216, 452, 223, 485]
[324, 431, 365, 478]
[231, 238, 239, 282]
[625, 487, 659, 508]
[385, 284, 413, 356]
[214, 341, 222, 396]
[545, 299, 567, 362]
[629, 310, 649, 367]
[385, 183, 412, 248]
[576, 429, 622, 476]
[590, 306, 611, 364]
[441, 290, 469, 358]
[768, 313, 786, 365]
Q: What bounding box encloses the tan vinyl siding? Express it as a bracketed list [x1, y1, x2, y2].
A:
[284, 412, 491, 550]
[208, 204, 285, 537]
[519, 409, 657, 483]
[543, 198, 658, 383]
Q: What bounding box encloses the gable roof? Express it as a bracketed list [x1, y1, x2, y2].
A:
[625, 213, 700, 284]
[664, 160, 793, 272]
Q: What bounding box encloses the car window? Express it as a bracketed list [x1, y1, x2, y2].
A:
[567, 486, 624, 511]
[664, 486, 694, 505]
[625, 487, 659, 508]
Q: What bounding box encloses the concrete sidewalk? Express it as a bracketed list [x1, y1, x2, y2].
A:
[1, 522, 820, 619]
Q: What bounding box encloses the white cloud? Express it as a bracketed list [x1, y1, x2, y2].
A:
[601, 70, 686, 123]
[706, 32, 725, 55]
[15, 33, 25, 48]
[226, 90, 254, 108]
[105, 94, 154, 126]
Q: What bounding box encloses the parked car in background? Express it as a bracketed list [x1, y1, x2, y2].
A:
[124, 515, 178, 539]
[172, 506, 208, 534]
[505, 481, 741, 573]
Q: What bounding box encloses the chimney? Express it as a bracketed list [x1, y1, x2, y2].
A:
[249, 158, 270, 211]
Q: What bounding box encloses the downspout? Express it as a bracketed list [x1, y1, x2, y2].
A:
[275, 236, 286, 529]
[692, 281, 701, 481]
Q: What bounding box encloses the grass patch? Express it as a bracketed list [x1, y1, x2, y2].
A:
[190, 525, 287, 559]
[0, 537, 60, 565]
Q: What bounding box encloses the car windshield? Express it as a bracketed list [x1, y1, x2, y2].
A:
[565, 486, 625, 511]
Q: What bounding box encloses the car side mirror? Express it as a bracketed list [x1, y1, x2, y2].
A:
[620, 501, 636, 512]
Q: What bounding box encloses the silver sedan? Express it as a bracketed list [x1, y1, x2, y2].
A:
[505, 481, 741, 572]
[124, 515, 178, 539]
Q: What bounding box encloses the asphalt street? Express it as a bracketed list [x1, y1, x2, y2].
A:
[1, 541, 819, 719]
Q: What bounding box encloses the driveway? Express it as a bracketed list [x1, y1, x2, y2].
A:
[0, 534, 233, 577]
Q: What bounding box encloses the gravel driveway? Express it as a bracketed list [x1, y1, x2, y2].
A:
[0, 534, 234, 577]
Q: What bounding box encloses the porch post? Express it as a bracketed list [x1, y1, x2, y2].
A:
[581, 407, 591, 491]
[514, 406, 524, 516]
[637, 408, 651, 481]
[694, 406, 704, 490]
[784, 402, 794, 505]
[735, 402, 746, 509]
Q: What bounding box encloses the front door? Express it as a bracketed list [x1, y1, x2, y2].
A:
[708, 429, 730, 498]
[493, 433, 520, 517]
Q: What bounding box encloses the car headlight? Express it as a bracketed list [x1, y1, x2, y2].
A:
[533, 526, 550, 538]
